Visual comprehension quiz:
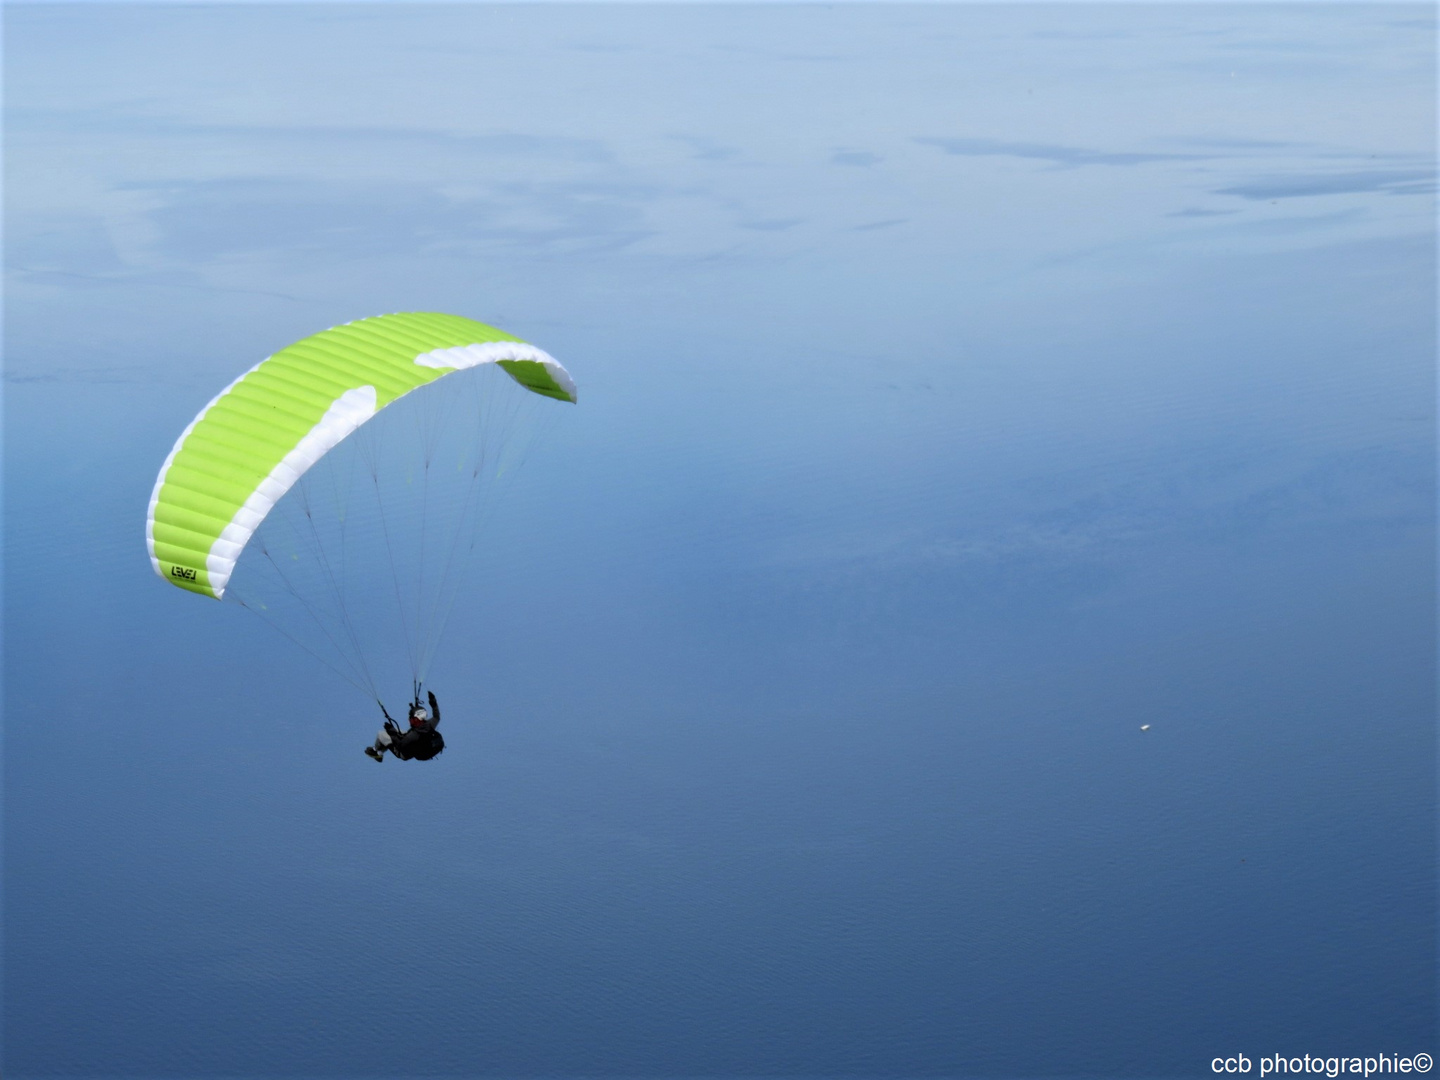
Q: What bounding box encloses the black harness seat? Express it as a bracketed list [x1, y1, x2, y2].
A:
[392, 728, 444, 761]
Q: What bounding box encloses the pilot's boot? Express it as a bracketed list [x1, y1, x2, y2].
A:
[364, 746, 383, 762]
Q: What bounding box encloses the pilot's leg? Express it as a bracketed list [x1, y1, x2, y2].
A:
[364, 726, 394, 762]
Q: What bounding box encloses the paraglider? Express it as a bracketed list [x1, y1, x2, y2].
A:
[146, 313, 576, 753]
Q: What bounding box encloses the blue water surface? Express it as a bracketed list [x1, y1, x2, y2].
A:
[4, 5, 1435, 1078]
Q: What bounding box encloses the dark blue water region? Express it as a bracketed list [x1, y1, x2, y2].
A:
[4, 357, 1434, 1078]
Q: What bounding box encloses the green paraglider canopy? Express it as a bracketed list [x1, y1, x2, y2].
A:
[147, 312, 575, 599]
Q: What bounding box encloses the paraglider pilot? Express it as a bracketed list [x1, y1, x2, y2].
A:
[366, 690, 444, 762]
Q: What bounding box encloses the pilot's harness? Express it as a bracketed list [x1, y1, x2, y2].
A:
[378, 681, 444, 760]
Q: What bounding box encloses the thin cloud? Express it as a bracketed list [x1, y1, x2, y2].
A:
[916, 136, 1195, 167]
[831, 149, 882, 168]
[1216, 168, 1436, 200]
[132, 177, 660, 262]
[1166, 208, 1240, 218]
[1165, 136, 1307, 152]
[9, 109, 616, 163]
[740, 218, 803, 232]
